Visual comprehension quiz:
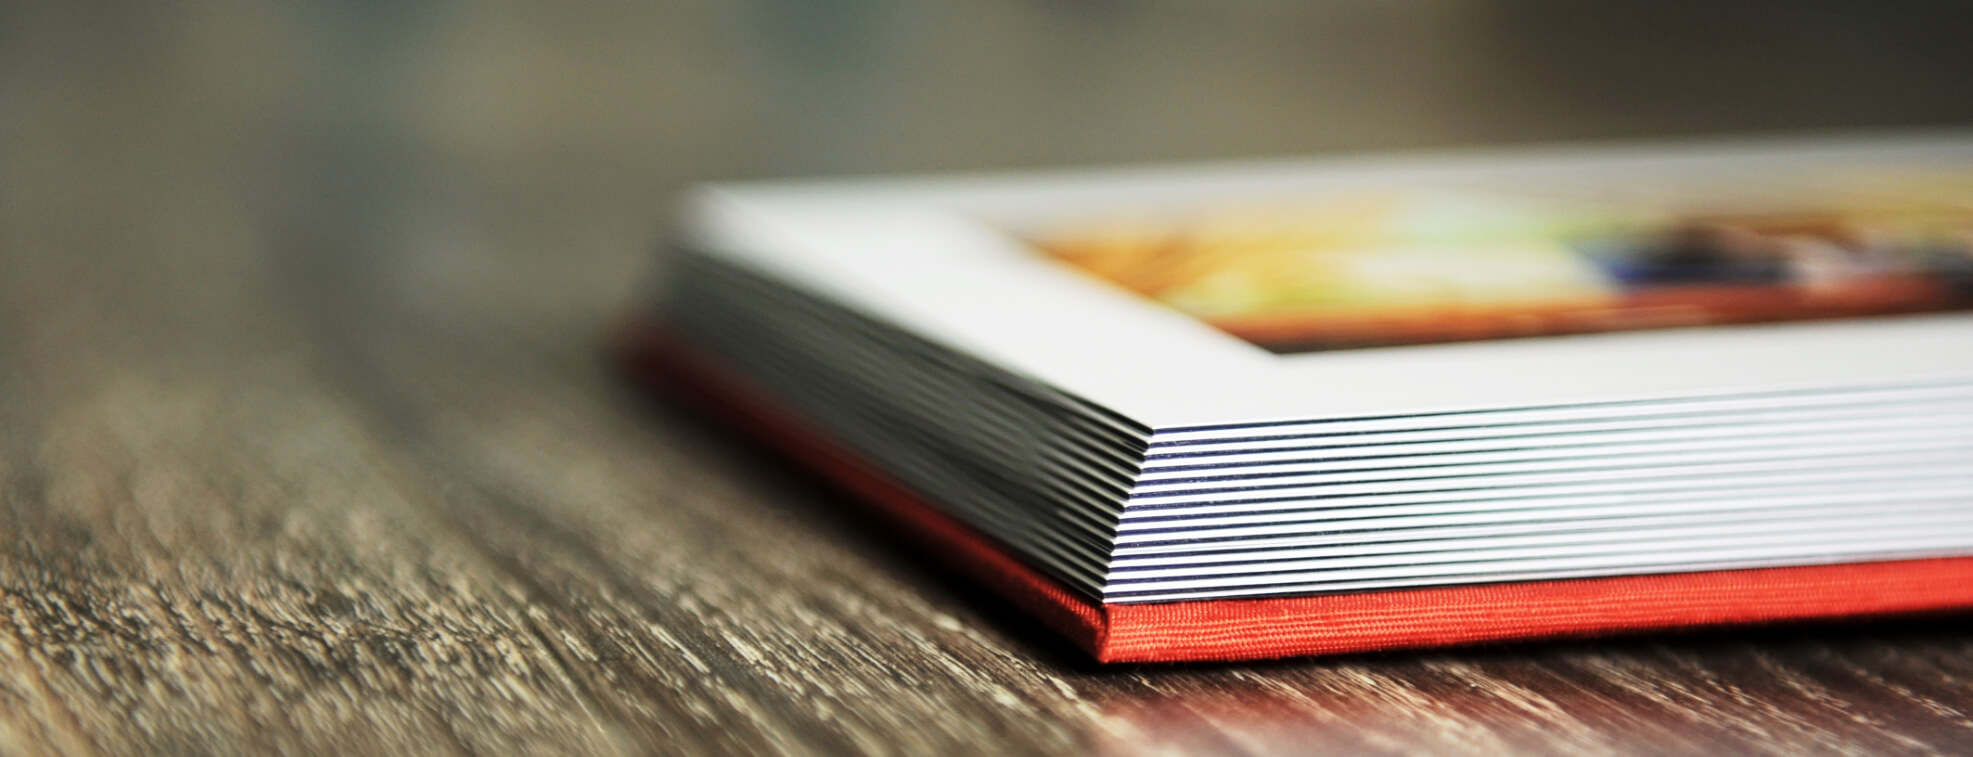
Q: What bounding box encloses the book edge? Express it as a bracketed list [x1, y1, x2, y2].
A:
[613, 317, 1973, 664]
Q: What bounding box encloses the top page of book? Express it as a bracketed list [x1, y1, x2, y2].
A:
[680, 133, 1973, 427]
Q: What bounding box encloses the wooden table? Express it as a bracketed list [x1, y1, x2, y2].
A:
[4, 4, 1972, 755]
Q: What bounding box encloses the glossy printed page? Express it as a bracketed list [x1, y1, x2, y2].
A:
[685, 135, 1973, 429]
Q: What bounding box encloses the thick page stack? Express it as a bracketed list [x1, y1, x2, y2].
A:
[619, 134, 1973, 662]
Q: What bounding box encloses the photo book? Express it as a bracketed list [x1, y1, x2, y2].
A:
[616, 133, 1973, 662]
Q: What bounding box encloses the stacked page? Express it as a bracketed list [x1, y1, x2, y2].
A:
[649, 133, 1973, 607]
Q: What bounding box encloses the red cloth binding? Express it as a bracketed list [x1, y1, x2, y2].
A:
[614, 319, 1973, 663]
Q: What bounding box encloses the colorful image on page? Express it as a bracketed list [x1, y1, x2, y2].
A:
[1032, 173, 1973, 354]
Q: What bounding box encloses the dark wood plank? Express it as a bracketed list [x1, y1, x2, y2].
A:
[4, 3, 1973, 755]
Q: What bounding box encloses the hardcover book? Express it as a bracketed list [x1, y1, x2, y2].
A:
[617, 133, 1973, 662]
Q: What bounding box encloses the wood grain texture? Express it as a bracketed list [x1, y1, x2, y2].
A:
[4, 3, 1973, 755]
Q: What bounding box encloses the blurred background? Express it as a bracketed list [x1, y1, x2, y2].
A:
[6, 0, 1971, 365]
[7, 7, 1973, 752]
